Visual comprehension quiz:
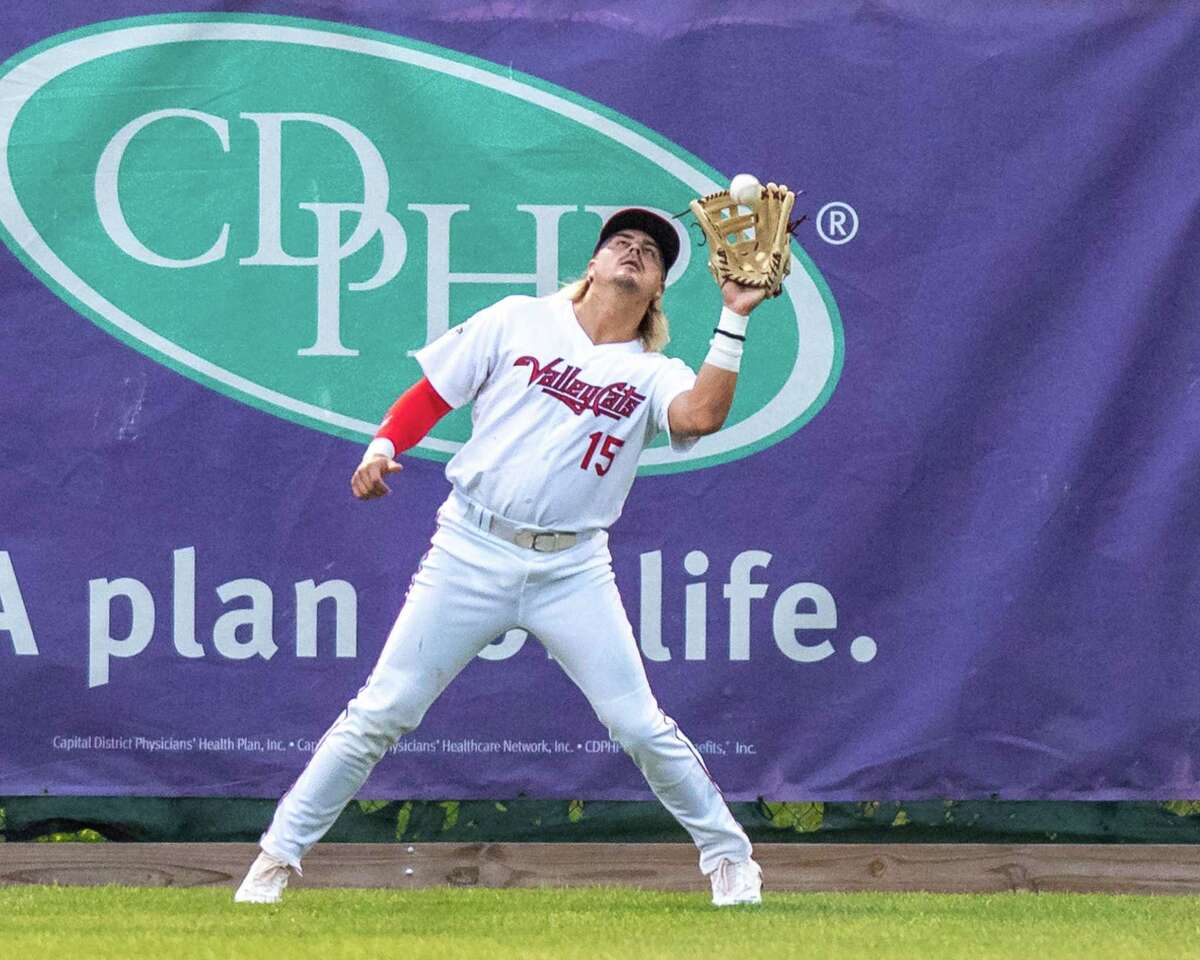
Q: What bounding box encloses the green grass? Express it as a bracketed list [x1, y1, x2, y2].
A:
[2, 886, 1198, 960]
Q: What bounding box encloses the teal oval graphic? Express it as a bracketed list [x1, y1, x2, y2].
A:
[0, 15, 842, 474]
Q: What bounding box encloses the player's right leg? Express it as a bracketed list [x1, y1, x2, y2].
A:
[236, 508, 517, 902]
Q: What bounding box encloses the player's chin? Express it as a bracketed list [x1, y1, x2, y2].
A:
[612, 271, 643, 292]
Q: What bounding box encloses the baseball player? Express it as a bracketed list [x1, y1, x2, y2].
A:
[236, 208, 767, 906]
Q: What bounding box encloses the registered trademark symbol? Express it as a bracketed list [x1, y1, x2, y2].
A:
[816, 201, 859, 245]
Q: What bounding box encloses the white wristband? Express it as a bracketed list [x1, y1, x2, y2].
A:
[705, 338, 742, 372]
[704, 306, 749, 372]
[716, 306, 749, 338]
[363, 437, 396, 463]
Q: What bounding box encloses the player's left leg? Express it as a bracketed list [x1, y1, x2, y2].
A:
[523, 540, 759, 903]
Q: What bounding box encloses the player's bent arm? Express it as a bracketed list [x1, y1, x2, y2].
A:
[669, 282, 768, 438]
[351, 377, 451, 500]
[668, 365, 738, 438]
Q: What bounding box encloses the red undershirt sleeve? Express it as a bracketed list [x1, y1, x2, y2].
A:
[366, 377, 451, 459]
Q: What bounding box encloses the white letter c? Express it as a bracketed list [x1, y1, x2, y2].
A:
[95, 109, 229, 268]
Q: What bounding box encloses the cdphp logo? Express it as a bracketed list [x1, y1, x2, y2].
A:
[96, 109, 669, 360]
[0, 15, 843, 474]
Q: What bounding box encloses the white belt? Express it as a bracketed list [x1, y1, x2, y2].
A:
[453, 491, 595, 553]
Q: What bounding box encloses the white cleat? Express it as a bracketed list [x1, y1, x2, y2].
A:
[234, 850, 293, 904]
[709, 857, 763, 907]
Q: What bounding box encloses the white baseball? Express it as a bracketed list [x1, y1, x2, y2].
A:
[729, 173, 762, 204]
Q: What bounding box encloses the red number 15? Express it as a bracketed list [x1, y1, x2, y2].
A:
[581, 432, 625, 476]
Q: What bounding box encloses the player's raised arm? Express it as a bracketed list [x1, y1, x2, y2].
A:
[671, 175, 795, 439]
[350, 377, 451, 500]
[667, 280, 767, 438]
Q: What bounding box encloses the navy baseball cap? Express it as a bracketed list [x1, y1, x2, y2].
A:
[594, 208, 680, 273]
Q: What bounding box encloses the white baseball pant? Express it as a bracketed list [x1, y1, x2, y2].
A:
[260, 490, 752, 874]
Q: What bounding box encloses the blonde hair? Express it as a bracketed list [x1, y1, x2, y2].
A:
[560, 276, 670, 353]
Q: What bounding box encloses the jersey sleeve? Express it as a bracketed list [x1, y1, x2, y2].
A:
[412, 300, 510, 409]
[649, 356, 700, 453]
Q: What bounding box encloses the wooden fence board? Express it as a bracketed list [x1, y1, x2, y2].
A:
[1, 843, 1198, 895]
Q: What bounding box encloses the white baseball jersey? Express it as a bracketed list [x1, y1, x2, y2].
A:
[415, 292, 697, 531]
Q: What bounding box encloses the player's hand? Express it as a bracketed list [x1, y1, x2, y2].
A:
[721, 280, 768, 317]
[351, 455, 403, 500]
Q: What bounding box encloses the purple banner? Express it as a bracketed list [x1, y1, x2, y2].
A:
[2, 3, 1198, 801]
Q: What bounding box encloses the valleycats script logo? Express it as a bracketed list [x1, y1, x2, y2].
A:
[515, 356, 646, 419]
